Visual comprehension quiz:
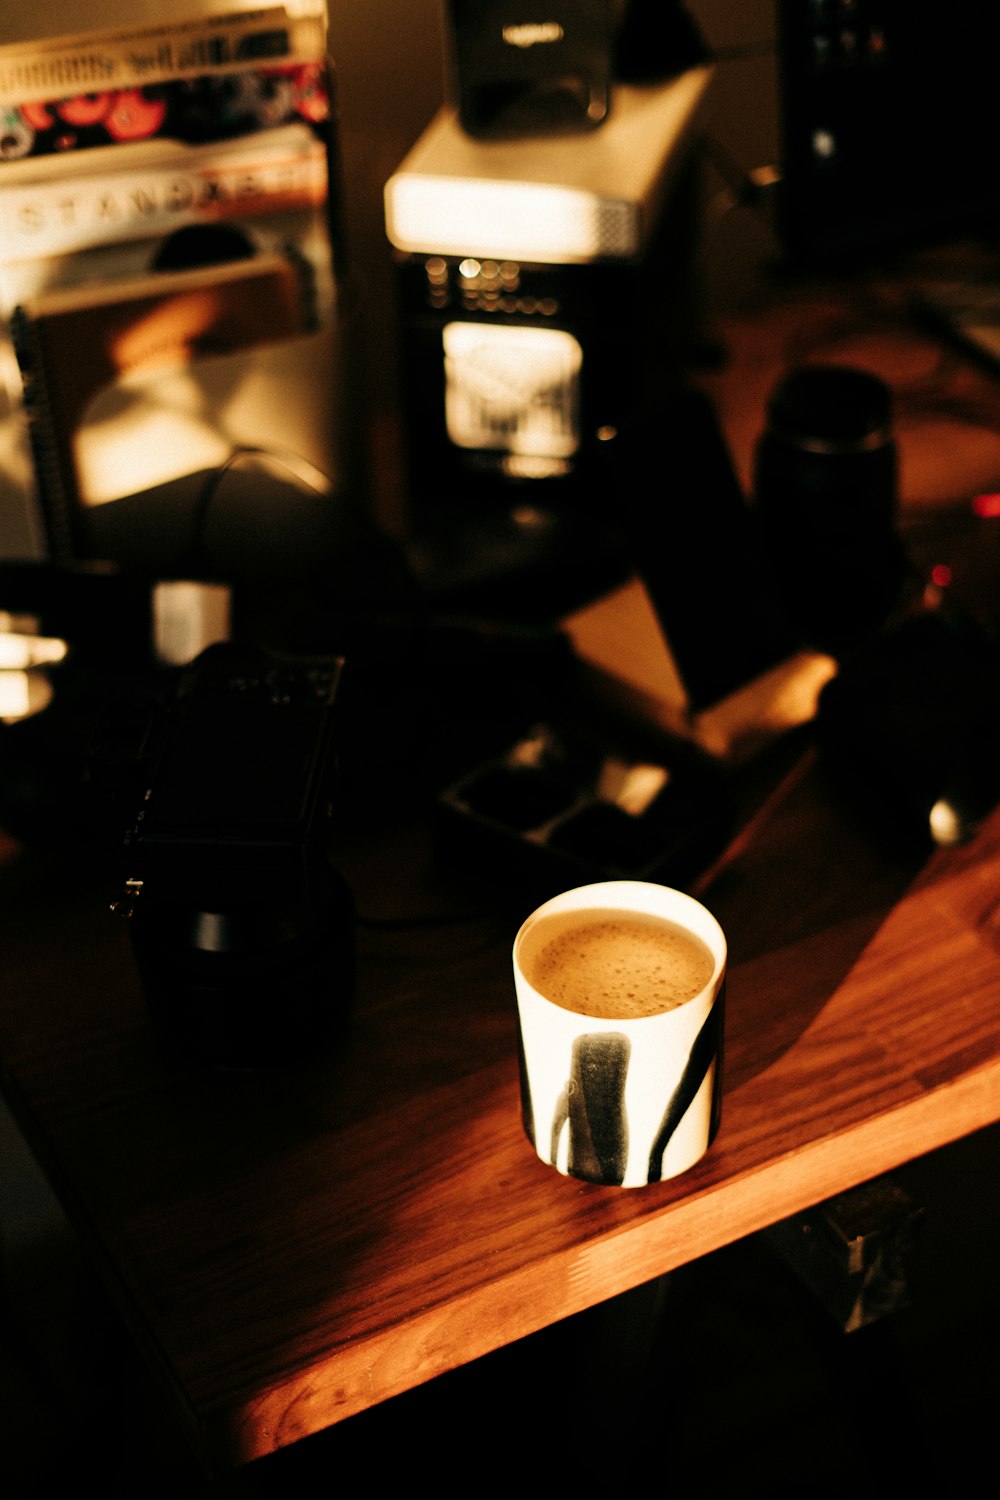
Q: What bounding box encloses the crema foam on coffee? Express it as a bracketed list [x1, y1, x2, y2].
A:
[521, 909, 715, 1020]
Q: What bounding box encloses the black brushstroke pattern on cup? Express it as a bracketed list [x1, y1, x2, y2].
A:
[517, 1027, 537, 1150]
[646, 980, 726, 1183]
[550, 1033, 630, 1185]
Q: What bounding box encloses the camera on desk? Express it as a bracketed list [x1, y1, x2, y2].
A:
[114, 642, 355, 1072]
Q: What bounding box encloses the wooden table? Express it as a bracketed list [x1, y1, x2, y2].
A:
[2, 277, 1000, 1476]
[2, 728, 999, 1475]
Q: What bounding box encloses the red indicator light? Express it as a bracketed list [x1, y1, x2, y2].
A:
[930, 564, 952, 588]
[972, 492, 1000, 518]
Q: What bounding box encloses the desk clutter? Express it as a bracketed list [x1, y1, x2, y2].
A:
[436, 717, 733, 903]
[3, 3, 1000, 1075]
[3, 351, 1000, 1061]
[3, 10, 1000, 1489]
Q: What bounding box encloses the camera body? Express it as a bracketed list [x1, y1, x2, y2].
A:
[121, 642, 344, 904]
[118, 642, 354, 1071]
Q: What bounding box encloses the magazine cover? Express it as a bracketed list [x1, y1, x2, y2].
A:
[0, 4, 350, 564]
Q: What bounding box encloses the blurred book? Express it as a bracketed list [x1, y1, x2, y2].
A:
[10, 247, 318, 559]
[0, 4, 352, 566]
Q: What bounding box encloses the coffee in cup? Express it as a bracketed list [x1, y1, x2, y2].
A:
[519, 909, 715, 1019]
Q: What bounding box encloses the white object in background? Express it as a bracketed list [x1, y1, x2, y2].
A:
[152, 578, 231, 666]
[385, 66, 713, 264]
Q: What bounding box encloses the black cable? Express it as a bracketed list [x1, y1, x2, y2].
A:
[176, 443, 337, 576]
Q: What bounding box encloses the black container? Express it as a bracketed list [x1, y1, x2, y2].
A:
[754, 365, 908, 655]
[445, 0, 616, 137]
[129, 861, 355, 1072]
[115, 642, 354, 1071]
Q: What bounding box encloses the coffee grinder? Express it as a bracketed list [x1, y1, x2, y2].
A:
[383, 63, 713, 615]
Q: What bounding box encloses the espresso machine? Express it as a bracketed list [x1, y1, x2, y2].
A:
[383, 60, 712, 614]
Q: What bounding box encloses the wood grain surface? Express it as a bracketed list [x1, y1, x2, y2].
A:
[2, 741, 999, 1473]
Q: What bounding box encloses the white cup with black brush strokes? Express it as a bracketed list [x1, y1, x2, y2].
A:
[513, 880, 727, 1187]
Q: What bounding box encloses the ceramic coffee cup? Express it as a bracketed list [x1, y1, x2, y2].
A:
[513, 879, 727, 1187]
